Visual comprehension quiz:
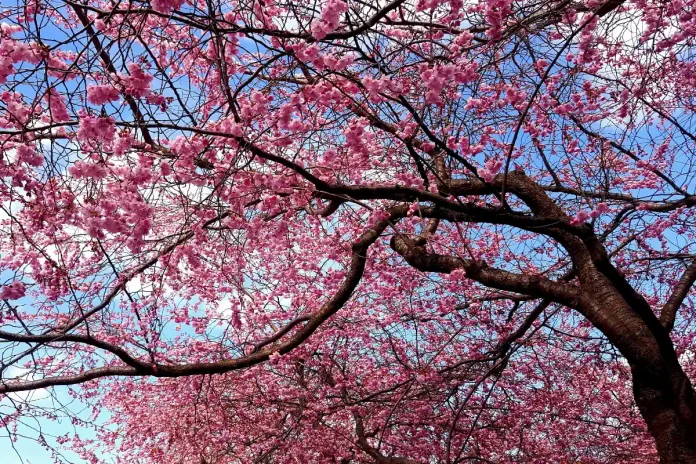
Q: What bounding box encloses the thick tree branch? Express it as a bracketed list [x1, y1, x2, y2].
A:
[0, 207, 406, 393]
[389, 235, 580, 307]
[661, 259, 696, 332]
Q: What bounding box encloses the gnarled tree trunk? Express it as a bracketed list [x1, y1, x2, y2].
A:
[632, 361, 696, 463]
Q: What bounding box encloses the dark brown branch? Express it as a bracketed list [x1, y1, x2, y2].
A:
[251, 315, 311, 353]
[65, 0, 407, 43]
[0, 331, 149, 371]
[389, 235, 580, 306]
[660, 259, 696, 332]
[0, 207, 406, 393]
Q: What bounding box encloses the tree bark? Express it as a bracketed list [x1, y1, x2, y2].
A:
[582, 280, 696, 463]
[631, 355, 696, 463]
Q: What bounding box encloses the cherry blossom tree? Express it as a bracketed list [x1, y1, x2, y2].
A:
[2, 0, 696, 462]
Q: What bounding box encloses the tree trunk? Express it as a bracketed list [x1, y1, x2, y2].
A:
[631, 356, 696, 463]
[573, 257, 696, 462]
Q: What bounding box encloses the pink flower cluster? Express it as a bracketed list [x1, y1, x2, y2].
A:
[87, 84, 120, 105]
[362, 76, 398, 99]
[0, 281, 25, 300]
[0, 90, 30, 125]
[419, 63, 478, 104]
[416, 0, 446, 11]
[311, 0, 349, 40]
[571, 210, 591, 225]
[0, 32, 39, 84]
[68, 160, 108, 179]
[150, 0, 186, 14]
[484, 0, 513, 40]
[15, 144, 43, 167]
[570, 203, 610, 225]
[505, 85, 527, 106]
[77, 114, 116, 144]
[112, 134, 132, 157]
[45, 88, 70, 122]
[479, 158, 503, 182]
[119, 63, 153, 98]
[86, 64, 159, 107]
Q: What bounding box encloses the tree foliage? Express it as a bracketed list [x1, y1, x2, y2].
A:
[1, 0, 696, 462]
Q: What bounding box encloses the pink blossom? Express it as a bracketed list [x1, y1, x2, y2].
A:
[119, 63, 153, 98]
[112, 135, 132, 157]
[590, 202, 610, 218]
[0, 281, 25, 300]
[15, 144, 43, 167]
[68, 160, 108, 179]
[311, 0, 349, 40]
[0, 4, 694, 464]
[77, 114, 116, 143]
[87, 84, 120, 105]
[479, 158, 503, 182]
[150, 0, 186, 14]
[571, 210, 592, 225]
[44, 88, 70, 122]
